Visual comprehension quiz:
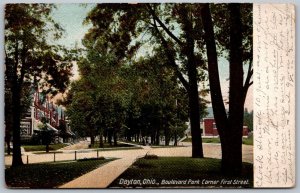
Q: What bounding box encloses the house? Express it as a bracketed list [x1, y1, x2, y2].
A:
[201, 107, 249, 138]
[20, 91, 75, 143]
[185, 107, 250, 138]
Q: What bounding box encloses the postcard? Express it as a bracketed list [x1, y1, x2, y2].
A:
[3, 2, 295, 189]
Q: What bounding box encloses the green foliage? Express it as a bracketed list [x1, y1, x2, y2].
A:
[243, 108, 253, 131]
[5, 4, 74, 165]
[66, 3, 216, 147]
[5, 4, 74, 95]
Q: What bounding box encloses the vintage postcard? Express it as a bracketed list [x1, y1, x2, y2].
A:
[3, 2, 295, 189]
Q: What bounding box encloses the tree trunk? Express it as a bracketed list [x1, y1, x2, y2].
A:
[174, 132, 178, 146]
[90, 135, 95, 146]
[108, 129, 112, 146]
[151, 134, 155, 145]
[104, 131, 107, 143]
[113, 131, 118, 146]
[183, 8, 203, 158]
[99, 131, 104, 148]
[201, 3, 245, 175]
[225, 4, 244, 175]
[12, 86, 24, 167]
[5, 133, 11, 155]
[164, 125, 170, 146]
[151, 13, 203, 158]
[46, 144, 49, 153]
[155, 128, 160, 146]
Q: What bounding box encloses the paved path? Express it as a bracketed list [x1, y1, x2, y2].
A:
[59, 143, 253, 188]
[59, 140, 90, 150]
[4, 142, 253, 188]
[60, 149, 148, 188]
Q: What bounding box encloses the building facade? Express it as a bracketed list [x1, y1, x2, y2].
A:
[185, 107, 250, 138]
[20, 91, 74, 143]
[202, 118, 249, 137]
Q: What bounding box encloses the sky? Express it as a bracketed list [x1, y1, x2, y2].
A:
[51, 4, 94, 49]
[50, 4, 253, 111]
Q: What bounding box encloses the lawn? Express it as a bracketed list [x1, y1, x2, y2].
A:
[89, 142, 136, 149]
[87, 142, 143, 151]
[242, 135, 253, 145]
[5, 158, 114, 188]
[183, 137, 220, 143]
[183, 137, 253, 145]
[150, 145, 185, 148]
[22, 144, 68, 152]
[109, 157, 253, 188]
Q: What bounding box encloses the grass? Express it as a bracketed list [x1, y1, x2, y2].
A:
[94, 147, 143, 151]
[242, 135, 253, 145]
[5, 158, 114, 188]
[88, 142, 135, 149]
[183, 137, 220, 143]
[22, 144, 68, 152]
[150, 145, 185, 148]
[109, 157, 253, 188]
[183, 137, 253, 145]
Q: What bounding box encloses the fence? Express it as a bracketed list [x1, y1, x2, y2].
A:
[22, 149, 104, 165]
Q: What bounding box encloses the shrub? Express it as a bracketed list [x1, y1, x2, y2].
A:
[143, 154, 158, 159]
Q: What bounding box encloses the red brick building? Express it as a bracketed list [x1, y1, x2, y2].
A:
[202, 118, 249, 137]
[20, 91, 74, 142]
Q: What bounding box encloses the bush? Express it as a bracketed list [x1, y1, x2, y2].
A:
[143, 154, 158, 159]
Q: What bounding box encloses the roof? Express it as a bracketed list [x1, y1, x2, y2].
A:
[206, 107, 214, 118]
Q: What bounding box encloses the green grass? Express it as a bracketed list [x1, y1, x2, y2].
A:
[242, 135, 253, 145]
[22, 144, 68, 152]
[109, 157, 253, 188]
[5, 158, 114, 188]
[150, 145, 185, 148]
[94, 147, 143, 151]
[183, 137, 253, 145]
[183, 137, 220, 143]
[88, 142, 135, 149]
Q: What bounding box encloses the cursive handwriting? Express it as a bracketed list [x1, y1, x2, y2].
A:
[254, 4, 295, 188]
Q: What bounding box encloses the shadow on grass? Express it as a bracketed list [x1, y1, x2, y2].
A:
[5, 158, 114, 188]
[109, 157, 253, 188]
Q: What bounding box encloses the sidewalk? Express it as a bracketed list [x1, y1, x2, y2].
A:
[59, 149, 148, 188]
[59, 140, 90, 150]
[5, 143, 253, 188]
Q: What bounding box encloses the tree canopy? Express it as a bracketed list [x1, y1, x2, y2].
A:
[5, 4, 74, 166]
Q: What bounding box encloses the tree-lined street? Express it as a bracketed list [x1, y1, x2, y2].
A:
[5, 141, 253, 188]
[5, 3, 253, 188]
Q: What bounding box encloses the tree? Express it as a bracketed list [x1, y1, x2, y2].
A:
[244, 109, 253, 132]
[83, 3, 252, 173]
[38, 117, 56, 153]
[84, 3, 210, 157]
[5, 4, 73, 167]
[201, 3, 252, 175]
[124, 55, 190, 146]
[65, 39, 130, 147]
